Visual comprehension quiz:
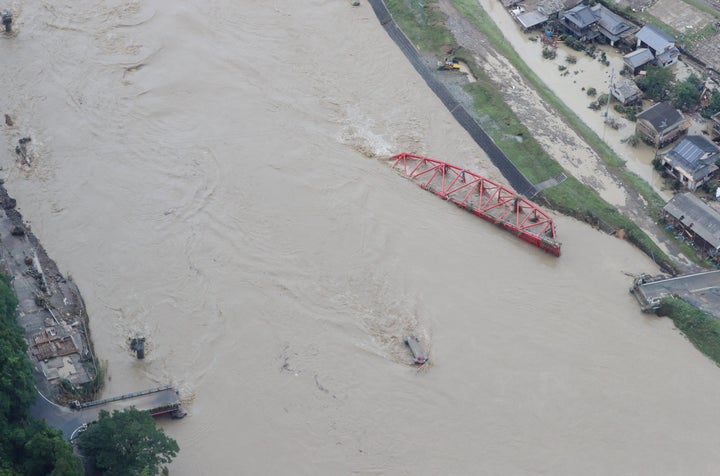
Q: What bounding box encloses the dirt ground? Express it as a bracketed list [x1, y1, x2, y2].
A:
[434, 0, 705, 272]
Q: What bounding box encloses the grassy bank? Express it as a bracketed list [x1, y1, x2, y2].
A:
[658, 296, 720, 366]
[384, 0, 676, 272]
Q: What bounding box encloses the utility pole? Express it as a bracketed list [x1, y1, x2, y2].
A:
[604, 67, 614, 118]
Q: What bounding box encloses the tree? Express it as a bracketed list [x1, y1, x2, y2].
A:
[0, 273, 82, 476]
[0, 275, 34, 424]
[702, 91, 720, 118]
[672, 73, 702, 111]
[78, 407, 179, 475]
[636, 65, 674, 102]
[12, 420, 83, 476]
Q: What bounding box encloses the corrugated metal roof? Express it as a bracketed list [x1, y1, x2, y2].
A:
[636, 25, 676, 51]
[516, 10, 549, 29]
[667, 136, 719, 165]
[624, 48, 654, 68]
[664, 193, 720, 249]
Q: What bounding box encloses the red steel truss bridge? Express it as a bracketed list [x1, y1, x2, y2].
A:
[390, 153, 561, 256]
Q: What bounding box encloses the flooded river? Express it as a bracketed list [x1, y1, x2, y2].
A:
[4, 1, 720, 474]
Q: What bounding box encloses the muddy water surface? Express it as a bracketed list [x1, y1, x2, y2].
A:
[3, 1, 720, 474]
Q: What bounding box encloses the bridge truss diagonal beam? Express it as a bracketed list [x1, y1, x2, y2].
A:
[390, 153, 561, 256]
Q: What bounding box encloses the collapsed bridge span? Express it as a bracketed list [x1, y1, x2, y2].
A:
[390, 153, 561, 256]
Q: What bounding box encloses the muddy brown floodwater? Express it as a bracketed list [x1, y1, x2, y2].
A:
[4, 1, 720, 474]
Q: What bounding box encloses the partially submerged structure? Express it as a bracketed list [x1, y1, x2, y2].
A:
[635, 102, 690, 147]
[660, 136, 720, 191]
[610, 78, 643, 106]
[512, 0, 583, 31]
[559, 4, 600, 41]
[623, 48, 655, 74]
[558, 3, 633, 45]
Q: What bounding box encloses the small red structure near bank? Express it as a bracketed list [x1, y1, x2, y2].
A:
[390, 153, 561, 256]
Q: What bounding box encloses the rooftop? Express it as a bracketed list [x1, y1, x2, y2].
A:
[636, 102, 686, 131]
[664, 193, 720, 249]
[636, 25, 676, 51]
[624, 48, 654, 68]
[562, 4, 598, 28]
[664, 135, 720, 180]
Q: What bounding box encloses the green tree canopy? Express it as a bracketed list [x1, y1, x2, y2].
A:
[0, 272, 81, 475]
[702, 91, 720, 118]
[672, 73, 703, 111]
[0, 275, 34, 424]
[78, 407, 179, 475]
[636, 65, 674, 102]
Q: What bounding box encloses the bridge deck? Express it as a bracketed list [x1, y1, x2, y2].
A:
[632, 270, 720, 316]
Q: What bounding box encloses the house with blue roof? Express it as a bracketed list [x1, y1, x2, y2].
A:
[660, 135, 720, 191]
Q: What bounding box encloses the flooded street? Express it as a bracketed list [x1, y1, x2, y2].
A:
[4, 1, 720, 474]
[478, 0, 708, 200]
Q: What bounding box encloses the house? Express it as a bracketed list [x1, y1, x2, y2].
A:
[559, 4, 600, 41]
[635, 102, 690, 147]
[557, 4, 632, 44]
[663, 192, 720, 257]
[707, 110, 720, 141]
[513, 0, 583, 30]
[591, 4, 634, 46]
[635, 25, 679, 67]
[660, 136, 720, 191]
[623, 48, 654, 74]
[610, 78, 643, 105]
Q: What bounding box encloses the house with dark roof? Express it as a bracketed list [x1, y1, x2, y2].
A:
[623, 48, 654, 74]
[592, 4, 634, 46]
[635, 25, 679, 67]
[559, 4, 600, 41]
[635, 102, 690, 147]
[557, 4, 633, 44]
[663, 193, 720, 256]
[660, 136, 720, 191]
[610, 78, 643, 105]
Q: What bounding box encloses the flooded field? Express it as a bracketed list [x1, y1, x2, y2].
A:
[3, 1, 720, 474]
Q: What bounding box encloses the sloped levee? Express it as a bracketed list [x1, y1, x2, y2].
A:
[365, 0, 537, 197]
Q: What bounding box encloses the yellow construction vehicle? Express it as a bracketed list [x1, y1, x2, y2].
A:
[437, 57, 460, 71]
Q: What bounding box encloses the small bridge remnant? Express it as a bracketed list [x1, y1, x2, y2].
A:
[72, 384, 186, 418]
[389, 153, 561, 256]
[630, 270, 720, 316]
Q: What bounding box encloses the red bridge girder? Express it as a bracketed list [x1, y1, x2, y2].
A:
[390, 153, 561, 256]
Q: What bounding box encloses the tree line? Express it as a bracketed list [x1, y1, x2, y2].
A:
[0, 273, 82, 475]
[0, 271, 179, 475]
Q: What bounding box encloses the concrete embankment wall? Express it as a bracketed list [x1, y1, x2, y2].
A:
[365, 0, 537, 197]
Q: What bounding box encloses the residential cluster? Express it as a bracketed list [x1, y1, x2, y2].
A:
[504, 0, 720, 265]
